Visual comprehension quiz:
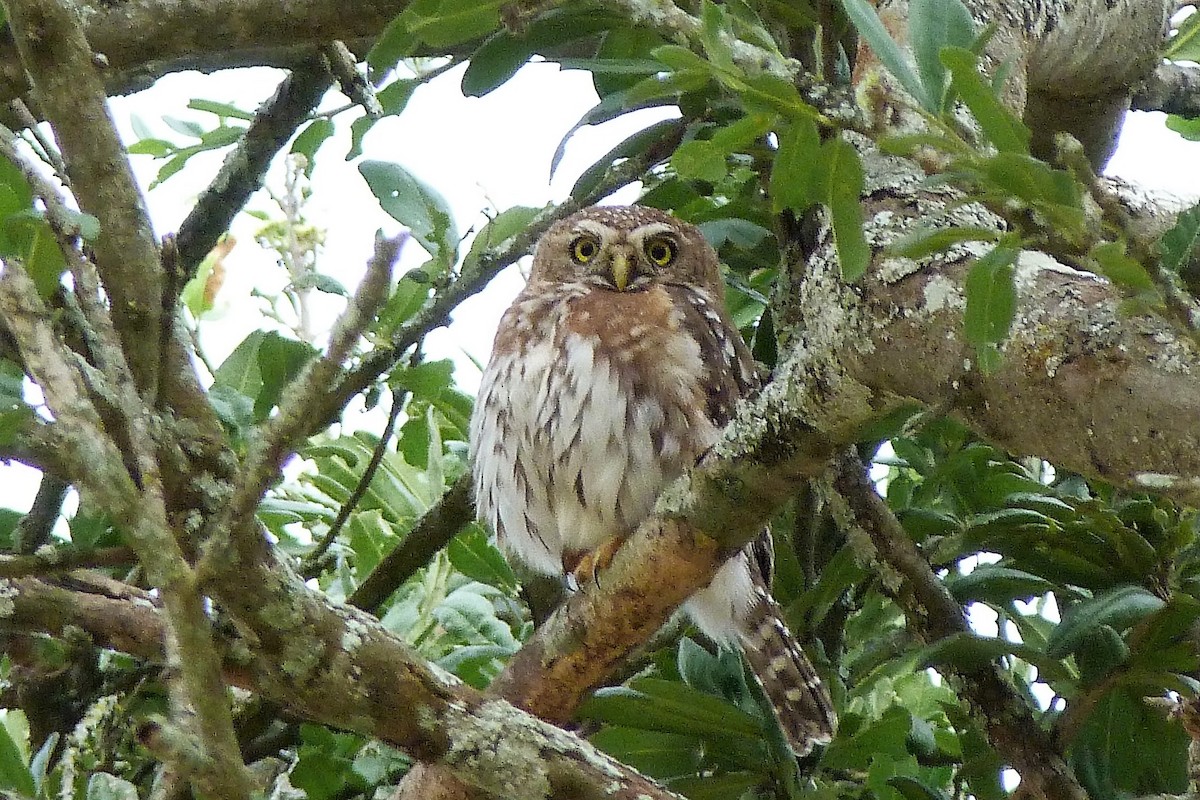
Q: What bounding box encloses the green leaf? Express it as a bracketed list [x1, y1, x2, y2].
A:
[359, 160, 459, 267]
[909, 0, 976, 113]
[769, 117, 821, 213]
[1160, 203, 1200, 273]
[945, 565, 1055, 604]
[569, 119, 684, 199]
[889, 775, 953, 800]
[963, 240, 1018, 364]
[291, 119, 335, 173]
[822, 138, 870, 281]
[0, 715, 34, 797]
[1047, 586, 1167, 659]
[916, 631, 1066, 679]
[1089, 241, 1156, 292]
[580, 678, 764, 740]
[1166, 113, 1200, 141]
[886, 225, 1000, 259]
[841, 0, 930, 109]
[670, 139, 727, 182]
[188, 98, 256, 121]
[940, 47, 1029, 153]
[1165, 10, 1200, 62]
[213, 330, 316, 420]
[447, 524, 517, 592]
[1070, 687, 1188, 799]
[588, 726, 703, 778]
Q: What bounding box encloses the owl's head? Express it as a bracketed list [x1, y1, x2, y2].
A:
[529, 205, 721, 293]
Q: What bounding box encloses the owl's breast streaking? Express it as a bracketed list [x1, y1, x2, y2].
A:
[471, 281, 718, 576]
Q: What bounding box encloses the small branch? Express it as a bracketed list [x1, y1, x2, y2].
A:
[302, 387, 407, 577]
[347, 472, 473, 613]
[829, 452, 1086, 800]
[1132, 63, 1200, 118]
[0, 546, 135, 578]
[175, 55, 333, 277]
[14, 474, 70, 554]
[322, 41, 380, 118]
[4, 0, 164, 395]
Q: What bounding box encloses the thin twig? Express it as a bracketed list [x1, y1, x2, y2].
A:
[302, 387, 408, 577]
[0, 545, 136, 577]
[322, 40, 380, 118]
[347, 472, 473, 614]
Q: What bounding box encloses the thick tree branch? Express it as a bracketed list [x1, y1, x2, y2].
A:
[4, 0, 165, 395]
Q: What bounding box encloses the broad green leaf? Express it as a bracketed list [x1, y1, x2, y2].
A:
[916, 631, 1066, 679]
[188, 98, 255, 120]
[461, 205, 540, 272]
[1166, 113, 1200, 141]
[823, 706, 911, 770]
[391, 358, 455, 400]
[1069, 688, 1188, 800]
[581, 678, 764, 739]
[909, 0, 976, 113]
[841, 0, 930, 108]
[434, 583, 518, 648]
[359, 160, 459, 267]
[889, 775, 953, 800]
[670, 771, 765, 800]
[213, 330, 317, 420]
[570, 119, 685, 199]
[963, 240, 1018, 354]
[588, 726, 703, 778]
[940, 47, 1029, 153]
[1160, 203, 1200, 272]
[0, 714, 33, 797]
[291, 118, 335, 173]
[447, 524, 517, 592]
[769, 117, 821, 213]
[822, 138, 870, 281]
[698, 1, 738, 75]
[671, 139, 727, 182]
[1047, 586, 1166, 659]
[945, 565, 1055, 604]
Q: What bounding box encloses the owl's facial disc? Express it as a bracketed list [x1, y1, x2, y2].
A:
[569, 220, 677, 292]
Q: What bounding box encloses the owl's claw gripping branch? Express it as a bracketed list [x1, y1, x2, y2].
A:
[567, 535, 628, 587]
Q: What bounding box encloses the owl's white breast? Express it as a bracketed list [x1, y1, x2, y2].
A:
[469, 286, 720, 576]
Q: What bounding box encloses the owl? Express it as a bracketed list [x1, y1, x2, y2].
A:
[469, 205, 835, 755]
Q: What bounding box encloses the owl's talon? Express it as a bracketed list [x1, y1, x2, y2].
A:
[570, 536, 626, 587]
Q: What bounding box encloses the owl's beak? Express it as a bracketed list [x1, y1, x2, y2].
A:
[607, 248, 634, 291]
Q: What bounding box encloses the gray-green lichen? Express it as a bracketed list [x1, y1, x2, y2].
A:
[0, 579, 15, 617]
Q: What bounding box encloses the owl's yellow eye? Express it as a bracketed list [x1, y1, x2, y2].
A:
[570, 235, 600, 264]
[644, 237, 676, 267]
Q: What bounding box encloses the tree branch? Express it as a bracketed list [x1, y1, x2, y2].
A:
[1133, 63, 1200, 118]
[4, 0, 165, 395]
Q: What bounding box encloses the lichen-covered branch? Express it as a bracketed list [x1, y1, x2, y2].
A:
[4, 0, 165, 395]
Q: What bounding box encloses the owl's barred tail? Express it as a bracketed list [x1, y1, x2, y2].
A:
[739, 584, 837, 756]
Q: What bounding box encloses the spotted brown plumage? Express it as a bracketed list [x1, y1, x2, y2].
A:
[469, 205, 835, 754]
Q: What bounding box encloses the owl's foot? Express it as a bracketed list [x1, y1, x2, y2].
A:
[565, 536, 626, 588]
